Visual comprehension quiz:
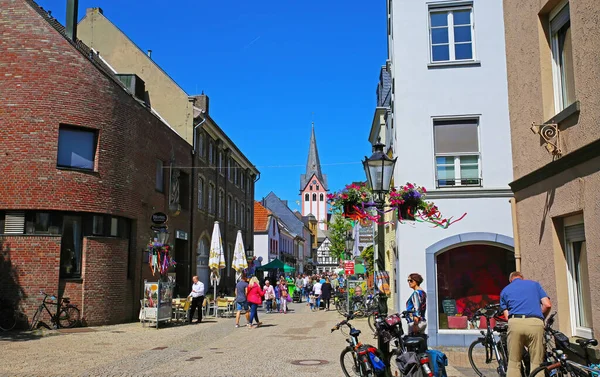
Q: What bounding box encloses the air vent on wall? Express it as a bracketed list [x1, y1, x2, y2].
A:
[4, 211, 25, 234]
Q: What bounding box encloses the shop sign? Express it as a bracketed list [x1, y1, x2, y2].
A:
[175, 230, 188, 240]
[344, 260, 355, 275]
[151, 212, 168, 225]
[151, 225, 168, 231]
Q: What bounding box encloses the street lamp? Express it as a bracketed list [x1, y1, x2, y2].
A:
[345, 230, 355, 259]
[363, 141, 397, 370]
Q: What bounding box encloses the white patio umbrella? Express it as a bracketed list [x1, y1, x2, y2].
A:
[232, 230, 248, 282]
[208, 221, 225, 316]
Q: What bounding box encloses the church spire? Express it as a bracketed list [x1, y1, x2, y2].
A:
[301, 122, 327, 191]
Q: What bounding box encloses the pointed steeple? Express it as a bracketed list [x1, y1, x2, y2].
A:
[300, 123, 328, 191]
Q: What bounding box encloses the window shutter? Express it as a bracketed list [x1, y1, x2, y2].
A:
[565, 224, 585, 242]
[4, 211, 25, 234]
[434, 119, 479, 154]
[551, 4, 570, 32]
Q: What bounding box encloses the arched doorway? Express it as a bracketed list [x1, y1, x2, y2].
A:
[436, 244, 515, 330]
[197, 237, 210, 290]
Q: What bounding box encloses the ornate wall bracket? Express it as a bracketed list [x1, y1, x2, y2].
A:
[530, 122, 562, 157]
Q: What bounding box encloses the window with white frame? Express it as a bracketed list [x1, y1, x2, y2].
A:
[564, 217, 593, 338]
[434, 118, 481, 187]
[550, 2, 575, 113]
[197, 177, 204, 209]
[429, 5, 474, 63]
[57, 125, 97, 170]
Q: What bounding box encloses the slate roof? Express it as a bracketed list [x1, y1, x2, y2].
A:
[262, 192, 306, 240]
[254, 201, 271, 233]
[300, 124, 328, 191]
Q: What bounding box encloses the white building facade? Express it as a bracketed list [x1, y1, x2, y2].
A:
[387, 0, 515, 346]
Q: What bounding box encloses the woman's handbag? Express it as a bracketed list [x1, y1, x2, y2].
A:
[286, 294, 292, 303]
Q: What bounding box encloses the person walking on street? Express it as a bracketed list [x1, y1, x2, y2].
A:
[278, 278, 289, 314]
[295, 274, 304, 303]
[406, 273, 427, 334]
[500, 271, 552, 377]
[312, 278, 323, 311]
[188, 276, 205, 324]
[321, 278, 333, 311]
[247, 276, 264, 328]
[234, 273, 250, 328]
[263, 280, 275, 313]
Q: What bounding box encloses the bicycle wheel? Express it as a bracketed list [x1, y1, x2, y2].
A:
[58, 306, 80, 328]
[30, 307, 42, 330]
[469, 339, 498, 377]
[340, 348, 363, 377]
[367, 313, 377, 335]
[337, 300, 348, 316]
[0, 307, 16, 331]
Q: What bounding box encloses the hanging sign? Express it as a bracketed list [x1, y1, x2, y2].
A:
[344, 260, 355, 275]
[151, 212, 168, 225]
[151, 225, 168, 232]
[175, 230, 188, 240]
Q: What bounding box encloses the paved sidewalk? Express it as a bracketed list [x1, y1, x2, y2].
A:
[0, 303, 475, 377]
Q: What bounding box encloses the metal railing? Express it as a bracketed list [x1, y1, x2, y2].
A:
[436, 178, 482, 188]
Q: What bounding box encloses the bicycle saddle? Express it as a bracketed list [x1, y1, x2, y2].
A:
[404, 336, 428, 353]
[350, 328, 361, 337]
[576, 338, 598, 348]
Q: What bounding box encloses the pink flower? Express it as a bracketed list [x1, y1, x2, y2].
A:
[341, 194, 348, 199]
[422, 187, 427, 193]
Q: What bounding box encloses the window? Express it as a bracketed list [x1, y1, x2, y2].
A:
[564, 220, 592, 337]
[550, 2, 575, 112]
[218, 151, 224, 174]
[228, 195, 233, 221]
[155, 160, 164, 192]
[208, 141, 214, 165]
[247, 209, 251, 230]
[25, 212, 62, 235]
[57, 126, 97, 170]
[208, 183, 215, 214]
[60, 215, 83, 278]
[317, 185, 320, 190]
[218, 190, 224, 218]
[434, 118, 481, 187]
[228, 158, 232, 181]
[0, 212, 5, 234]
[234, 200, 239, 225]
[197, 177, 204, 210]
[320, 194, 324, 202]
[241, 204, 245, 228]
[310, 185, 313, 191]
[198, 132, 205, 158]
[179, 173, 190, 210]
[241, 171, 245, 191]
[429, 6, 474, 63]
[305, 193, 309, 201]
[234, 162, 239, 186]
[312, 193, 317, 201]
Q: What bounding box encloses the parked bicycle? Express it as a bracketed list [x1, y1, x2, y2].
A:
[529, 340, 599, 377]
[372, 310, 434, 377]
[30, 291, 80, 330]
[332, 313, 386, 377]
[0, 298, 19, 331]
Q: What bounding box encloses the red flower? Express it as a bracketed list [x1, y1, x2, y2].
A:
[422, 187, 427, 193]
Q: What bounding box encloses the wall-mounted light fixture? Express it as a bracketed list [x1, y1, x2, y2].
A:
[530, 122, 561, 157]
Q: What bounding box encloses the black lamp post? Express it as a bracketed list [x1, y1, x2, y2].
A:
[345, 230, 355, 260]
[363, 141, 397, 372]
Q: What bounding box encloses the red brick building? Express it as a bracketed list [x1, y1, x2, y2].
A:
[0, 0, 255, 326]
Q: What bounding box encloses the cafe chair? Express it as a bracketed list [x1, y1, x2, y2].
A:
[216, 297, 232, 318]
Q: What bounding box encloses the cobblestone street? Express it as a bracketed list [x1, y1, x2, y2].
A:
[0, 302, 476, 377]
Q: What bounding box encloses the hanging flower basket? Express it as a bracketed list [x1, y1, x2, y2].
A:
[328, 183, 373, 219]
[343, 202, 361, 218]
[398, 202, 417, 221]
[390, 183, 427, 221]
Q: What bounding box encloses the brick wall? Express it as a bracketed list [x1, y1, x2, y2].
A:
[0, 236, 61, 323]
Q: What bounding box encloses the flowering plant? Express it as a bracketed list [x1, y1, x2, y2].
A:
[327, 182, 373, 211]
[389, 183, 439, 220]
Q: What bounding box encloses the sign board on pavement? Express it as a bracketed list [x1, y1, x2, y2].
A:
[344, 260, 355, 275]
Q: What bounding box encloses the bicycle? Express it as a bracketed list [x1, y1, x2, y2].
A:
[0, 298, 19, 331]
[529, 340, 599, 377]
[30, 291, 80, 330]
[332, 313, 386, 377]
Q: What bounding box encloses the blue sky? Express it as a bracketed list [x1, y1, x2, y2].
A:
[38, 0, 387, 212]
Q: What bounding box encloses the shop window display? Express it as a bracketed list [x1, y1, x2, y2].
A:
[436, 244, 514, 330]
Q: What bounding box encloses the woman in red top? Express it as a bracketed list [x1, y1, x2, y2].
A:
[246, 276, 264, 328]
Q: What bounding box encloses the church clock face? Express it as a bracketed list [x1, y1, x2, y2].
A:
[312, 180, 317, 185]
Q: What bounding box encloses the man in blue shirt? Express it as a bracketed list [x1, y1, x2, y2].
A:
[500, 271, 552, 377]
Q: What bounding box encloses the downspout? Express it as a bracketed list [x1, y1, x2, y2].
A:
[190, 111, 207, 286]
[510, 198, 522, 271]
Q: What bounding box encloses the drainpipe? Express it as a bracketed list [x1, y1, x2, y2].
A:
[190, 111, 207, 287]
[65, 0, 79, 41]
[510, 198, 522, 271]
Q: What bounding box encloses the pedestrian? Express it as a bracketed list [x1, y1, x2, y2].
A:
[187, 276, 205, 324]
[321, 278, 333, 311]
[500, 271, 552, 377]
[263, 280, 275, 313]
[312, 278, 322, 311]
[247, 276, 264, 328]
[295, 274, 304, 303]
[309, 292, 316, 311]
[234, 273, 250, 328]
[278, 277, 289, 314]
[406, 273, 427, 334]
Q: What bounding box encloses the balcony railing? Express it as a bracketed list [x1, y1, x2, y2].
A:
[436, 178, 482, 188]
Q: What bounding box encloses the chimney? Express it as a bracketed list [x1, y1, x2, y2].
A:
[65, 0, 79, 41]
[147, 50, 152, 59]
[191, 93, 210, 115]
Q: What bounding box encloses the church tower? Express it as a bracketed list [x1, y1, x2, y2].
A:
[300, 123, 328, 230]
